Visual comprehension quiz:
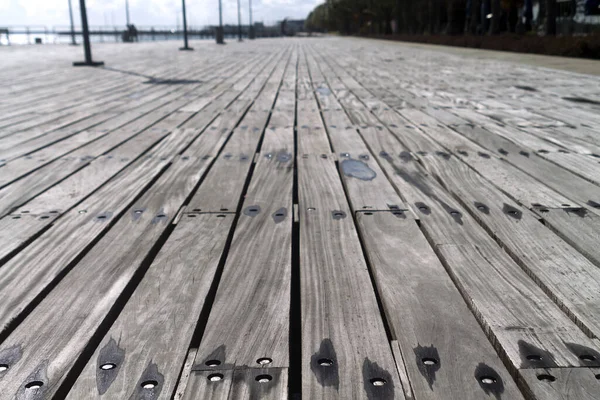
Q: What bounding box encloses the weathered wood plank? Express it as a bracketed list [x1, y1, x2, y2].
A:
[188, 113, 294, 375]
[0, 152, 218, 398]
[297, 154, 403, 399]
[67, 213, 234, 399]
[422, 152, 600, 343]
[356, 212, 523, 400]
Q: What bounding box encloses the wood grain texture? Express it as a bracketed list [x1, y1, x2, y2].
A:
[298, 154, 403, 399]
[424, 154, 600, 341]
[317, 65, 600, 372]
[189, 149, 293, 372]
[357, 212, 521, 399]
[423, 107, 600, 216]
[541, 208, 600, 269]
[519, 368, 600, 400]
[0, 151, 217, 397]
[357, 212, 523, 400]
[67, 214, 234, 399]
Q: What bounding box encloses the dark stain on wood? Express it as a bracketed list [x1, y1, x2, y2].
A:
[362, 357, 395, 399]
[95, 211, 113, 222]
[518, 340, 558, 368]
[131, 207, 146, 221]
[16, 360, 48, 400]
[435, 151, 450, 160]
[0, 345, 22, 379]
[474, 201, 490, 214]
[502, 204, 523, 220]
[151, 208, 168, 224]
[415, 202, 431, 215]
[566, 207, 588, 218]
[564, 342, 600, 367]
[340, 159, 377, 181]
[129, 362, 164, 400]
[474, 363, 504, 400]
[310, 339, 339, 390]
[243, 205, 261, 217]
[276, 151, 292, 163]
[272, 207, 288, 224]
[331, 210, 347, 220]
[195, 345, 229, 370]
[413, 344, 440, 389]
[586, 200, 600, 209]
[96, 337, 125, 395]
[398, 151, 412, 162]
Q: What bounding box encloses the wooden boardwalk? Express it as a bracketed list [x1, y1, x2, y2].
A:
[0, 38, 599, 399]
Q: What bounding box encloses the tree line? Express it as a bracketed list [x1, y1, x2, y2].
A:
[305, 1, 566, 36]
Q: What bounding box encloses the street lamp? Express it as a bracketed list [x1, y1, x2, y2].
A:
[126, 0, 130, 25]
[73, 0, 104, 66]
[180, 0, 193, 50]
[68, 0, 77, 45]
[216, 0, 224, 44]
[249, 0, 255, 39]
[237, 0, 242, 41]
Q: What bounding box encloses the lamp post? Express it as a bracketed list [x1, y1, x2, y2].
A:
[126, 0, 130, 25]
[73, 0, 104, 66]
[179, 0, 193, 50]
[249, 0, 255, 39]
[68, 0, 77, 45]
[216, 0, 224, 44]
[237, 0, 243, 41]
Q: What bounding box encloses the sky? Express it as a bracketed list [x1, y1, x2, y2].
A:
[0, 0, 320, 28]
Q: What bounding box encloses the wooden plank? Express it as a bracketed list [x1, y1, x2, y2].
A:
[541, 209, 600, 269]
[0, 150, 221, 397]
[181, 370, 233, 400]
[67, 214, 235, 399]
[297, 154, 403, 399]
[356, 212, 523, 400]
[302, 49, 405, 212]
[66, 47, 290, 398]
[0, 154, 169, 334]
[187, 105, 294, 380]
[422, 107, 600, 216]
[518, 368, 600, 400]
[422, 152, 600, 342]
[0, 53, 272, 218]
[313, 50, 600, 374]
[398, 108, 580, 209]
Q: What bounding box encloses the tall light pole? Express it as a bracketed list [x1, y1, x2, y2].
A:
[180, 0, 193, 50]
[73, 0, 104, 66]
[216, 0, 224, 44]
[237, 0, 243, 41]
[248, 0, 255, 39]
[68, 0, 77, 45]
[125, 0, 130, 25]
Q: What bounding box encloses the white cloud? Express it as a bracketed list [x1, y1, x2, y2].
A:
[0, 0, 321, 27]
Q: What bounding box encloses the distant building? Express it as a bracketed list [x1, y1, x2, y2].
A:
[280, 19, 306, 36]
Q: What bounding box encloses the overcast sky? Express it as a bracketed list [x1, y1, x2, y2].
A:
[0, 0, 320, 28]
